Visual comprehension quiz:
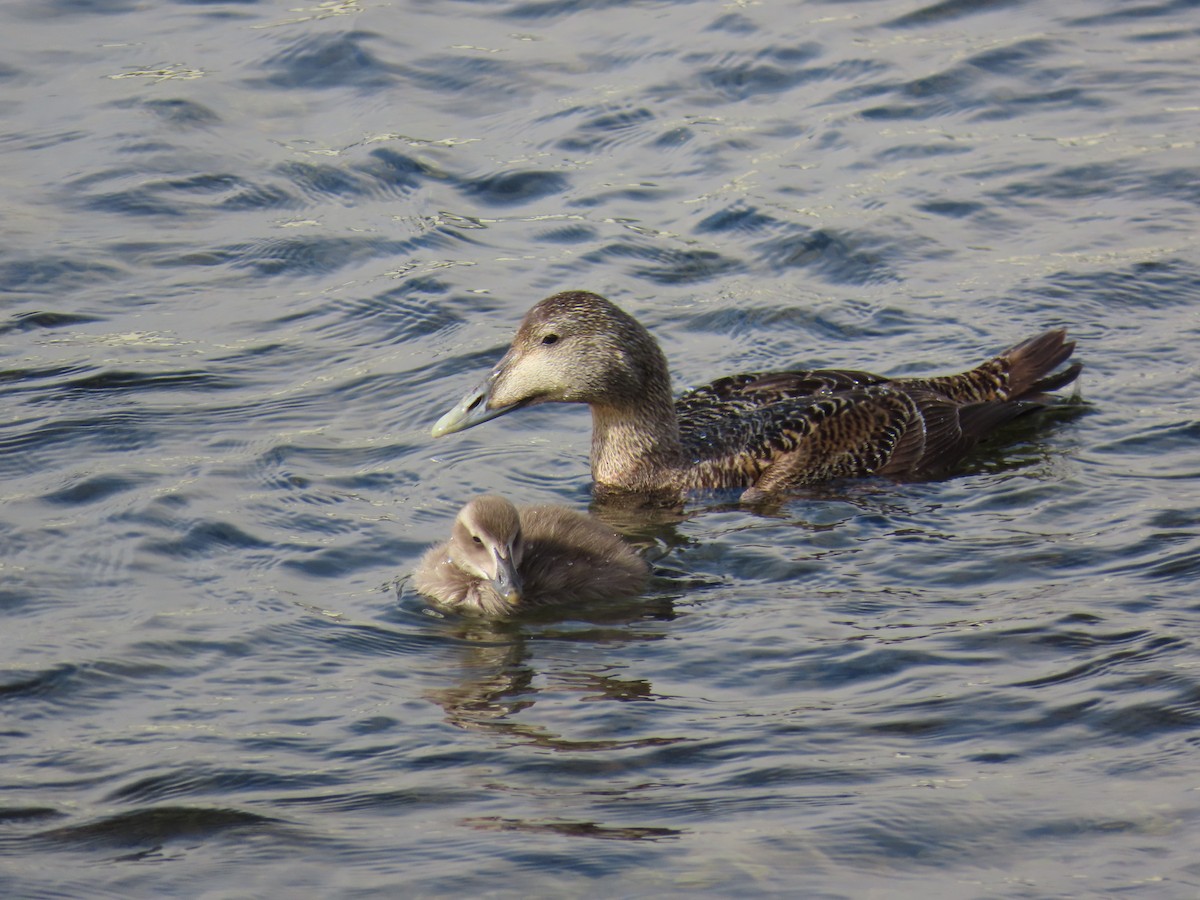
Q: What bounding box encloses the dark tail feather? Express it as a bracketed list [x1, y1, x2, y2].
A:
[1026, 361, 1082, 396]
[902, 394, 1040, 475]
[957, 398, 1043, 437]
[1001, 328, 1079, 400]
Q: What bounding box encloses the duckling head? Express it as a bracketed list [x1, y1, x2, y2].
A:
[449, 495, 526, 606]
[432, 291, 668, 437]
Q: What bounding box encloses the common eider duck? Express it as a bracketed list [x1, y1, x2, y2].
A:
[432, 291, 1081, 503]
[414, 495, 649, 616]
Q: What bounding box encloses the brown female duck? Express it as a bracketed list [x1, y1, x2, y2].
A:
[414, 495, 649, 616]
[432, 291, 1081, 503]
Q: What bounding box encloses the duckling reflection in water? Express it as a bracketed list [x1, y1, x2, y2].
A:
[414, 495, 649, 616]
[432, 291, 1081, 504]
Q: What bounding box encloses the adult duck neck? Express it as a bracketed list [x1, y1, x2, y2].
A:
[589, 393, 683, 493]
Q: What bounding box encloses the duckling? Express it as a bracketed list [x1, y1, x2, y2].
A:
[414, 495, 649, 616]
[432, 291, 1081, 503]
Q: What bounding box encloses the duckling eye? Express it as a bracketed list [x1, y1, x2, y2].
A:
[541, 334, 559, 345]
[471, 535, 483, 545]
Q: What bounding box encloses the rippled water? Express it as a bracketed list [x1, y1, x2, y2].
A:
[3, 0, 1199, 895]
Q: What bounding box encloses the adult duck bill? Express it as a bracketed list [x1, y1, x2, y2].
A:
[431, 371, 516, 437]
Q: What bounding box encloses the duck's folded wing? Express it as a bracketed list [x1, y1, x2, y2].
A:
[677, 386, 910, 490]
[681, 386, 1043, 498]
[676, 368, 889, 415]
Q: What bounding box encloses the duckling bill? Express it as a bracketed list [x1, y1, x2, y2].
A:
[414, 495, 648, 616]
[433, 291, 1081, 503]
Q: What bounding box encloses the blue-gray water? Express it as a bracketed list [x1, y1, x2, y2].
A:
[2, 0, 1199, 895]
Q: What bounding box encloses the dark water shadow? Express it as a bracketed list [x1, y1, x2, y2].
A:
[1, 805, 304, 861]
[462, 815, 683, 841]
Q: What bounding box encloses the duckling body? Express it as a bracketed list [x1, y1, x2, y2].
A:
[414, 495, 648, 616]
[433, 291, 1081, 503]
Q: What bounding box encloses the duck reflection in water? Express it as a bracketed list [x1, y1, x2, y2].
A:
[414, 495, 649, 617]
[423, 616, 684, 840]
[424, 613, 681, 755]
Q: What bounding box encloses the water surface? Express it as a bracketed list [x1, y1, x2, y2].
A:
[2, 0, 1199, 895]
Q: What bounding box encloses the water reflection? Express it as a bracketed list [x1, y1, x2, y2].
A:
[425, 615, 683, 754]
[462, 815, 682, 841]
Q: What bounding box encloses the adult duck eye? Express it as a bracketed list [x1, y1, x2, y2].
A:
[542, 334, 559, 345]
